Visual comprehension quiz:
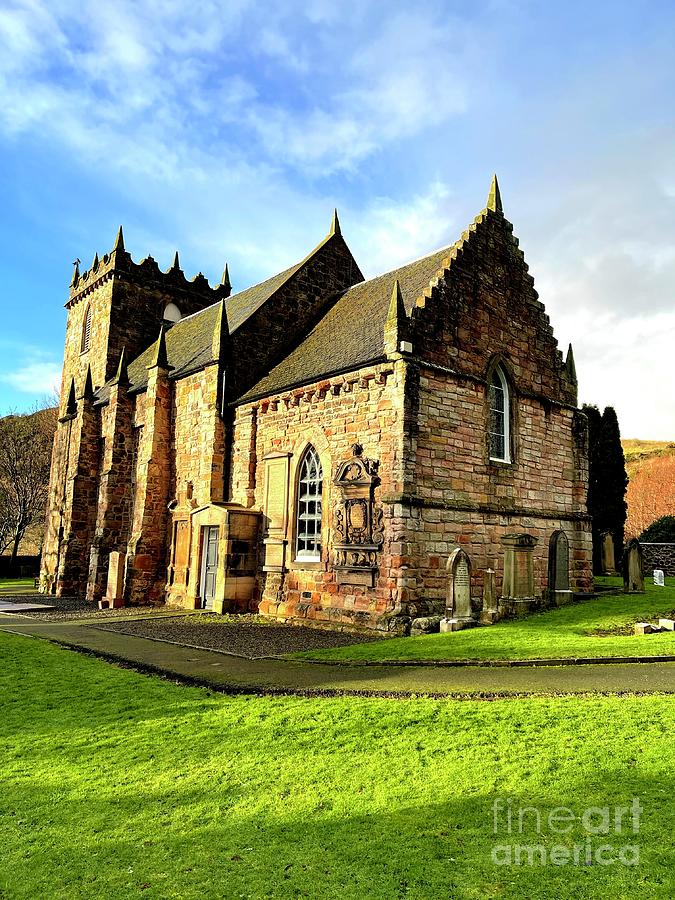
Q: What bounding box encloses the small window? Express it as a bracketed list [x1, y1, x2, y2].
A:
[295, 445, 323, 561]
[488, 365, 511, 462]
[81, 304, 92, 353]
[163, 302, 182, 323]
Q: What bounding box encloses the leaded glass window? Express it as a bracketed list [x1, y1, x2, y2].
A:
[488, 365, 510, 462]
[296, 445, 323, 561]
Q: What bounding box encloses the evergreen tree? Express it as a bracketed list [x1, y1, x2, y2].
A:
[582, 404, 628, 574]
[640, 515, 675, 543]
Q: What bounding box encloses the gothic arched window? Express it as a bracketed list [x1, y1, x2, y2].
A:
[163, 302, 182, 323]
[488, 364, 511, 462]
[81, 304, 92, 353]
[295, 445, 323, 561]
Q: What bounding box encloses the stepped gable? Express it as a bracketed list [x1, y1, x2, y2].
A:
[238, 175, 567, 404]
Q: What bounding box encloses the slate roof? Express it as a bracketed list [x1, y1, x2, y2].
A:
[94, 255, 305, 402]
[238, 242, 456, 402]
[94, 232, 459, 406]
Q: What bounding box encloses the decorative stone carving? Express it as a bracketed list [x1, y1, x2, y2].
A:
[623, 538, 644, 594]
[333, 443, 383, 586]
[440, 547, 476, 632]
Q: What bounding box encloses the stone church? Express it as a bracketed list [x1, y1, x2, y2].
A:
[41, 177, 593, 631]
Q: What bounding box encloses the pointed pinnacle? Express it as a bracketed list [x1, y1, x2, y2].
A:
[220, 263, 231, 293]
[487, 174, 503, 213]
[148, 324, 170, 370]
[171, 251, 180, 271]
[112, 347, 129, 385]
[65, 378, 77, 416]
[80, 365, 94, 401]
[387, 279, 406, 323]
[92, 252, 99, 270]
[70, 259, 81, 287]
[565, 343, 577, 384]
[212, 297, 230, 359]
[329, 208, 341, 237]
[113, 225, 125, 252]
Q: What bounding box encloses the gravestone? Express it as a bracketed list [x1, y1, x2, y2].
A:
[653, 569, 665, 587]
[501, 534, 537, 600]
[440, 548, 475, 632]
[481, 567, 499, 623]
[100, 551, 126, 609]
[601, 531, 617, 575]
[622, 539, 644, 594]
[548, 530, 573, 605]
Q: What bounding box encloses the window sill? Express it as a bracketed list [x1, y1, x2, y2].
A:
[290, 559, 324, 571]
[489, 457, 512, 468]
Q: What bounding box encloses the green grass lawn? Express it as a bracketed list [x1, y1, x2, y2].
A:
[1, 631, 673, 899]
[294, 579, 675, 663]
[0, 576, 37, 594]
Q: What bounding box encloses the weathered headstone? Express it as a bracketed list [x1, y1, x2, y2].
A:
[653, 569, 665, 587]
[623, 538, 644, 594]
[440, 548, 475, 632]
[548, 530, 573, 605]
[601, 531, 617, 575]
[481, 567, 499, 624]
[634, 622, 654, 635]
[100, 551, 126, 609]
[501, 534, 537, 600]
[658, 618, 675, 631]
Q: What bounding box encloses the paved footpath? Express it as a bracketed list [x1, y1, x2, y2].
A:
[2, 615, 675, 697]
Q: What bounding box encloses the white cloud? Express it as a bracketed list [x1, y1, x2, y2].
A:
[1, 360, 62, 397]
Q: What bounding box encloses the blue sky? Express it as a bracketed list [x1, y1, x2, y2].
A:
[1, 0, 674, 437]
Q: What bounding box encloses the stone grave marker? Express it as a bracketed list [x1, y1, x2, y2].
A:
[653, 569, 665, 587]
[623, 539, 644, 594]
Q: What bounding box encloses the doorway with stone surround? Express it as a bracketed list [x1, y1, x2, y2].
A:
[199, 525, 220, 610]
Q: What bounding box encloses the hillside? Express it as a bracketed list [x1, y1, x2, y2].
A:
[622, 439, 675, 537]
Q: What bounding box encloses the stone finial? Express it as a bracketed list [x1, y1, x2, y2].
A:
[211, 297, 230, 360]
[148, 324, 171, 370]
[112, 346, 129, 386]
[384, 278, 407, 356]
[64, 378, 77, 416]
[112, 225, 125, 252]
[70, 259, 81, 288]
[565, 343, 577, 384]
[329, 208, 341, 237]
[79, 365, 95, 402]
[387, 278, 406, 324]
[170, 251, 181, 271]
[92, 252, 99, 271]
[220, 263, 232, 297]
[486, 174, 503, 213]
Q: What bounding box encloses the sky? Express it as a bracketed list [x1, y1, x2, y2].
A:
[1, 0, 674, 438]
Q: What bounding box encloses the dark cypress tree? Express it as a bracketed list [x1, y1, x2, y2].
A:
[583, 404, 628, 573]
[599, 406, 628, 554]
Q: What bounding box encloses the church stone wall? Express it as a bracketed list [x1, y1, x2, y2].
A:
[230, 361, 410, 630]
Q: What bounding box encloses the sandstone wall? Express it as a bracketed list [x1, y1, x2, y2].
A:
[230, 361, 407, 630]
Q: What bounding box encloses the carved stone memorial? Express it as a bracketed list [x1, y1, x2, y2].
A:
[332, 444, 384, 586]
[548, 530, 573, 605]
[623, 538, 644, 594]
[501, 533, 537, 601]
[440, 547, 475, 632]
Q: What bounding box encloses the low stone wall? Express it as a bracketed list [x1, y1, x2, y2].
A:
[640, 543, 675, 577]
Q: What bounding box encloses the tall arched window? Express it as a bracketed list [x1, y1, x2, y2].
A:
[81, 304, 92, 353]
[296, 445, 323, 561]
[163, 302, 182, 323]
[488, 365, 511, 462]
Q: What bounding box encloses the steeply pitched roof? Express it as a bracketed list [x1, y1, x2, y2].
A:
[226, 261, 304, 333]
[238, 242, 457, 402]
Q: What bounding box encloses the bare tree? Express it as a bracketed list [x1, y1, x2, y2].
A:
[0, 403, 58, 572]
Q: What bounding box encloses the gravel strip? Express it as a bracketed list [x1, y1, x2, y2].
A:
[92, 615, 386, 657]
[2, 596, 184, 622]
